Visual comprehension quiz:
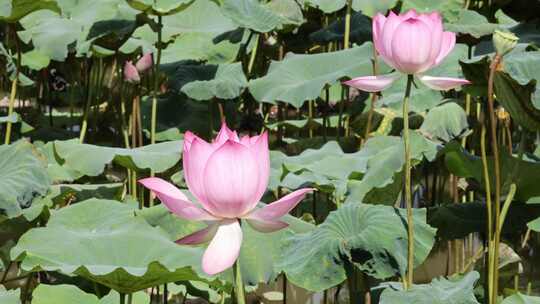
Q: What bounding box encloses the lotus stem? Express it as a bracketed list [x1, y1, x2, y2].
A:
[487, 53, 502, 301]
[498, 184, 516, 232]
[5, 27, 21, 145]
[151, 15, 163, 146]
[365, 44, 380, 142]
[80, 60, 95, 143]
[4, 77, 18, 145]
[403, 74, 414, 287]
[344, 0, 352, 49]
[248, 34, 259, 75]
[234, 259, 246, 304]
[480, 124, 495, 303]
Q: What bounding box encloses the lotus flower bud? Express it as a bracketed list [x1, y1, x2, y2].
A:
[493, 30, 518, 56]
[123, 61, 140, 83]
[135, 53, 153, 73]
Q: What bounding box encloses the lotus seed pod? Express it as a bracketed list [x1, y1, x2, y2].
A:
[493, 30, 518, 56]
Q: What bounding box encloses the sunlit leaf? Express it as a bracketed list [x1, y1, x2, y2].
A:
[277, 203, 436, 291]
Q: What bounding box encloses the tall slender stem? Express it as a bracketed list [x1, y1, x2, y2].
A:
[80, 59, 95, 143]
[233, 260, 246, 304]
[481, 125, 495, 304]
[344, 0, 352, 49]
[487, 54, 502, 301]
[5, 28, 20, 145]
[365, 45, 380, 141]
[402, 74, 415, 287]
[151, 16, 163, 145]
[4, 77, 18, 144]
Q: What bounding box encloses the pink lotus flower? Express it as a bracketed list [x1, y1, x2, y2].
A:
[124, 53, 153, 83]
[139, 123, 313, 275]
[344, 10, 470, 92]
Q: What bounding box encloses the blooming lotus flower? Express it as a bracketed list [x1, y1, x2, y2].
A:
[139, 123, 313, 275]
[124, 53, 153, 83]
[344, 10, 470, 92]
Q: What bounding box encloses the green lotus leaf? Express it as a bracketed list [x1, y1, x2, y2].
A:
[276, 203, 436, 291]
[53, 139, 183, 176]
[0, 141, 50, 220]
[378, 271, 480, 304]
[11, 199, 206, 294]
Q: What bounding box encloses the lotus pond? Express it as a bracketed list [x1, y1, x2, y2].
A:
[1, 0, 540, 303]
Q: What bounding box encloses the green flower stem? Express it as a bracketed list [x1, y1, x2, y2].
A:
[403, 74, 415, 288]
[234, 259, 246, 304]
[487, 54, 502, 302]
[498, 184, 516, 232]
[344, 0, 352, 49]
[480, 125, 495, 304]
[151, 15, 163, 146]
[4, 77, 18, 145]
[80, 60, 96, 143]
[247, 34, 259, 76]
[5, 27, 21, 145]
[365, 45, 380, 142]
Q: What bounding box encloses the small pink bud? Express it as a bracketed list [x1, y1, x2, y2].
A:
[124, 61, 140, 83]
[135, 53, 153, 73]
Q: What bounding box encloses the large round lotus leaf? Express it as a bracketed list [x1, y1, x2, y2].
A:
[221, 0, 286, 33]
[126, 0, 194, 16]
[11, 199, 206, 294]
[32, 284, 149, 304]
[0, 287, 20, 304]
[379, 271, 480, 304]
[139, 203, 313, 286]
[445, 9, 499, 38]
[249, 43, 383, 108]
[161, 0, 236, 41]
[419, 102, 468, 143]
[17, 0, 136, 61]
[346, 132, 438, 203]
[276, 203, 437, 292]
[401, 0, 464, 22]
[181, 63, 248, 100]
[53, 139, 183, 176]
[502, 293, 540, 304]
[0, 141, 51, 220]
